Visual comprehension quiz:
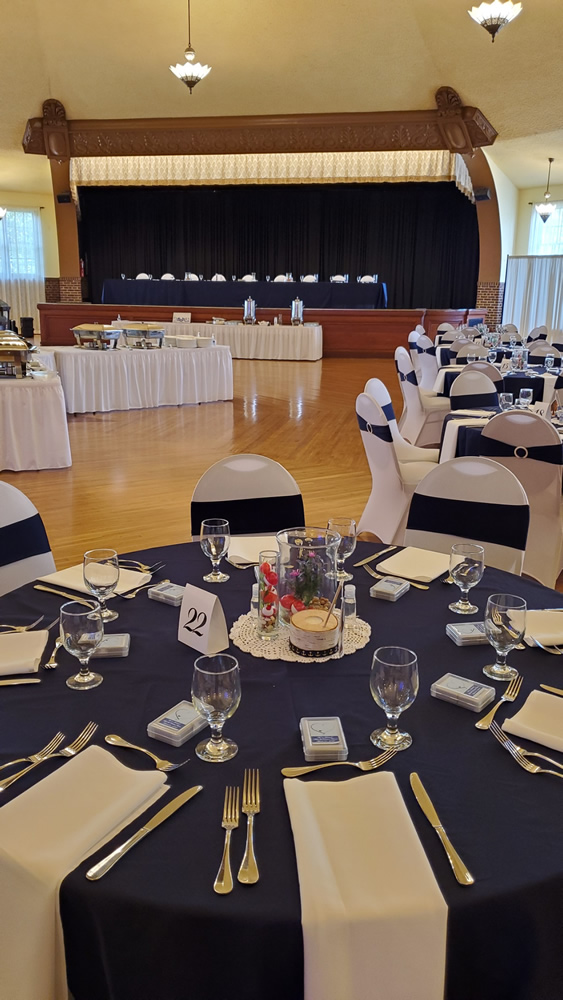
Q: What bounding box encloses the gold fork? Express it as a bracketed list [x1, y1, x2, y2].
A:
[0, 721, 98, 792]
[119, 579, 170, 600]
[475, 673, 522, 730]
[104, 734, 189, 771]
[489, 720, 563, 771]
[0, 731, 66, 772]
[214, 786, 240, 894]
[238, 769, 260, 884]
[281, 746, 399, 777]
[0, 615, 45, 632]
[489, 721, 563, 779]
[363, 564, 429, 591]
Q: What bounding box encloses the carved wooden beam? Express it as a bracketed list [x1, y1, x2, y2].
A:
[23, 88, 496, 160]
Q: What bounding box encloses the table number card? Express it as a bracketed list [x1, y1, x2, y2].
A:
[177, 584, 229, 655]
[499, 358, 512, 373]
[532, 401, 550, 419]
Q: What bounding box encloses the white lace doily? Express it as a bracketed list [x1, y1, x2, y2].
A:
[229, 612, 371, 662]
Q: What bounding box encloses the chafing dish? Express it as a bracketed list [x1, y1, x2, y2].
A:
[121, 323, 165, 349]
[72, 324, 121, 350]
[0, 331, 34, 378]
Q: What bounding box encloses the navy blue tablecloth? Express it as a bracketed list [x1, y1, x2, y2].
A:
[1, 542, 563, 1000]
[101, 278, 387, 310]
[440, 367, 563, 404]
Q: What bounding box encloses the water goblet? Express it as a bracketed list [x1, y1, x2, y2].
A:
[545, 354, 555, 371]
[519, 388, 533, 409]
[487, 349, 498, 364]
[200, 518, 230, 583]
[191, 654, 241, 762]
[499, 392, 513, 411]
[466, 353, 477, 365]
[483, 594, 526, 681]
[83, 548, 120, 622]
[60, 600, 104, 690]
[370, 646, 419, 750]
[327, 517, 357, 582]
[510, 335, 517, 349]
[448, 543, 484, 615]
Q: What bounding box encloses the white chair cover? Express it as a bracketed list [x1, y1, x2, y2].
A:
[480, 411, 563, 587]
[301, 275, 318, 282]
[448, 338, 472, 356]
[190, 454, 304, 537]
[463, 361, 503, 387]
[241, 274, 256, 282]
[211, 274, 226, 281]
[415, 335, 439, 391]
[503, 323, 518, 334]
[500, 329, 523, 344]
[437, 323, 455, 333]
[415, 324, 426, 335]
[395, 348, 449, 447]
[186, 273, 199, 281]
[331, 275, 346, 282]
[359, 275, 375, 283]
[160, 273, 175, 280]
[407, 331, 422, 380]
[455, 343, 489, 362]
[0, 482, 56, 597]
[405, 457, 530, 574]
[450, 371, 499, 411]
[135, 273, 149, 280]
[529, 343, 561, 359]
[364, 378, 439, 464]
[527, 325, 548, 342]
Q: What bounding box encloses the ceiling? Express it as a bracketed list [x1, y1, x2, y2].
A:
[2, 0, 563, 194]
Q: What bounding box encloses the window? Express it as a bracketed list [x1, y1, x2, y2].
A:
[528, 202, 563, 255]
[0, 208, 45, 280]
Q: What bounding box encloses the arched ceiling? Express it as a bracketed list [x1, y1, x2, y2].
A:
[1, 0, 562, 192]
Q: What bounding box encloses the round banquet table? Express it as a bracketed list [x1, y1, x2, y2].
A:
[2, 542, 563, 1000]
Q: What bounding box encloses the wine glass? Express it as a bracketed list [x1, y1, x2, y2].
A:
[191, 654, 241, 762]
[327, 517, 357, 581]
[487, 348, 498, 364]
[60, 600, 104, 690]
[200, 519, 230, 583]
[483, 594, 526, 681]
[545, 354, 555, 371]
[519, 388, 533, 409]
[448, 543, 484, 615]
[370, 646, 419, 750]
[499, 392, 513, 411]
[83, 549, 120, 622]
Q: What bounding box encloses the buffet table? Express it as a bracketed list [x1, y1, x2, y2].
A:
[101, 278, 387, 310]
[1, 542, 563, 1000]
[159, 322, 323, 361]
[52, 345, 233, 413]
[0, 374, 72, 470]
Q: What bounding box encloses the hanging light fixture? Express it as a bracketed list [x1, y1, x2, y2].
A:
[0, 208, 7, 221]
[467, 1, 522, 41]
[169, 0, 211, 94]
[533, 158, 556, 223]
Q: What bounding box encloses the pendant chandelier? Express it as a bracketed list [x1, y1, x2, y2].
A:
[534, 158, 556, 224]
[0, 209, 6, 221]
[467, 1, 522, 41]
[170, 0, 211, 94]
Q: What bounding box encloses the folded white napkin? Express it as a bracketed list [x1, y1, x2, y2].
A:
[228, 535, 278, 566]
[284, 772, 447, 1000]
[38, 564, 150, 596]
[0, 745, 167, 1000]
[503, 690, 563, 753]
[376, 546, 450, 583]
[524, 610, 563, 648]
[0, 630, 48, 675]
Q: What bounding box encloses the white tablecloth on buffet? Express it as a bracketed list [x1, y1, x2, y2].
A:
[153, 322, 322, 361]
[0, 375, 72, 471]
[52, 345, 233, 413]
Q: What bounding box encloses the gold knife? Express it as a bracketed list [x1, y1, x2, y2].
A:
[353, 544, 397, 568]
[86, 785, 203, 880]
[540, 684, 563, 697]
[0, 678, 41, 686]
[409, 772, 474, 886]
[34, 585, 95, 607]
[363, 564, 429, 591]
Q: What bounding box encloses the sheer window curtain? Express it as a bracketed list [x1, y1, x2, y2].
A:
[503, 255, 563, 337]
[528, 203, 563, 255]
[0, 209, 45, 328]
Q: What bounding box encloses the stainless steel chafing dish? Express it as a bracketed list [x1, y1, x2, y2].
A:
[0, 331, 35, 378]
[72, 324, 122, 349]
[120, 323, 165, 349]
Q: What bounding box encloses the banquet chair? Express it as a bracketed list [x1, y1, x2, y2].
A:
[135, 273, 149, 279]
[358, 275, 376, 283]
[447, 338, 472, 357]
[273, 275, 287, 282]
[394, 348, 449, 447]
[455, 343, 489, 363]
[504, 323, 518, 334]
[407, 330, 422, 379]
[356, 393, 435, 543]
[0, 482, 56, 597]
[463, 361, 503, 387]
[161, 273, 175, 280]
[301, 274, 318, 282]
[241, 274, 256, 281]
[415, 324, 425, 335]
[479, 411, 563, 587]
[528, 343, 561, 364]
[364, 379, 439, 463]
[404, 457, 530, 574]
[500, 329, 523, 344]
[330, 275, 347, 282]
[211, 274, 226, 281]
[185, 273, 199, 281]
[414, 335, 440, 390]
[450, 370, 499, 411]
[190, 455, 304, 537]
[437, 323, 455, 333]
[527, 325, 548, 342]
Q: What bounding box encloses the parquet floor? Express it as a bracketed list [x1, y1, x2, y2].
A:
[1, 358, 402, 567]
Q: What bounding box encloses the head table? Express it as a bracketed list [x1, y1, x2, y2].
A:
[1, 541, 563, 1000]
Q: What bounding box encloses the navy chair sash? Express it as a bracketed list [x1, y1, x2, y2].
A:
[407, 494, 529, 550]
[527, 333, 548, 341]
[416, 344, 436, 356]
[357, 414, 393, 442]
[397, 370, 418, 386]
[380, 401, 395, 422]
[190, 494, 305, 537]
[0, 513, 51, 569]
[451, 392, 498, 411]
[479, 436, 563, 465]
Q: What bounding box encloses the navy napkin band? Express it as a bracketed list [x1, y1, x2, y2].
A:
[451, 392, 499, 411]
[407, 494, 529, 550]
[357, 414, 393, 442]
[191, 494, 305, 537]
[479, 436, 563, 465]
[0, 513, 51, 569]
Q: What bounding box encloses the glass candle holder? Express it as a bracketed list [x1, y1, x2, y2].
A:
[257, 550, 279, 639]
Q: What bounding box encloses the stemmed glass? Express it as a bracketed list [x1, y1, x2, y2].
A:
[518, 388, 533, 409]
[191, 654, 241, 762]
[370, 646, 419, 750]
[60, 600, 104, 690]
[499, 393, 513, 411]
[483, 594, 526, 681]
[487, 348, 498, 364]
[83, 549, 120, 622]
[545, 354, 555, 371]
[327, 517, 357, 581]
[200, 519, 230, 583]
[448, 543, 484, 615]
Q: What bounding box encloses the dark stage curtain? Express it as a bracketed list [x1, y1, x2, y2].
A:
[78, 182, 479, 309]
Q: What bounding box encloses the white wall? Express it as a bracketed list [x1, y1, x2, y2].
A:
[483, 152, 518, 281]
[0, 190, 59, 275]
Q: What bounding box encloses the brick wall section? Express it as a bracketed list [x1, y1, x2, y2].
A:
[476, 281, 504, 326]
[44, 278, 60, 302]
[59, 277, 82, 303]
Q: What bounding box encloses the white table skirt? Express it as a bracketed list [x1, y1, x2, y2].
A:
[0, 375, 72, 471]
[136, 322, 323, 361]
[34, 351, 57, 372]
[53, 345, 233, 413]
